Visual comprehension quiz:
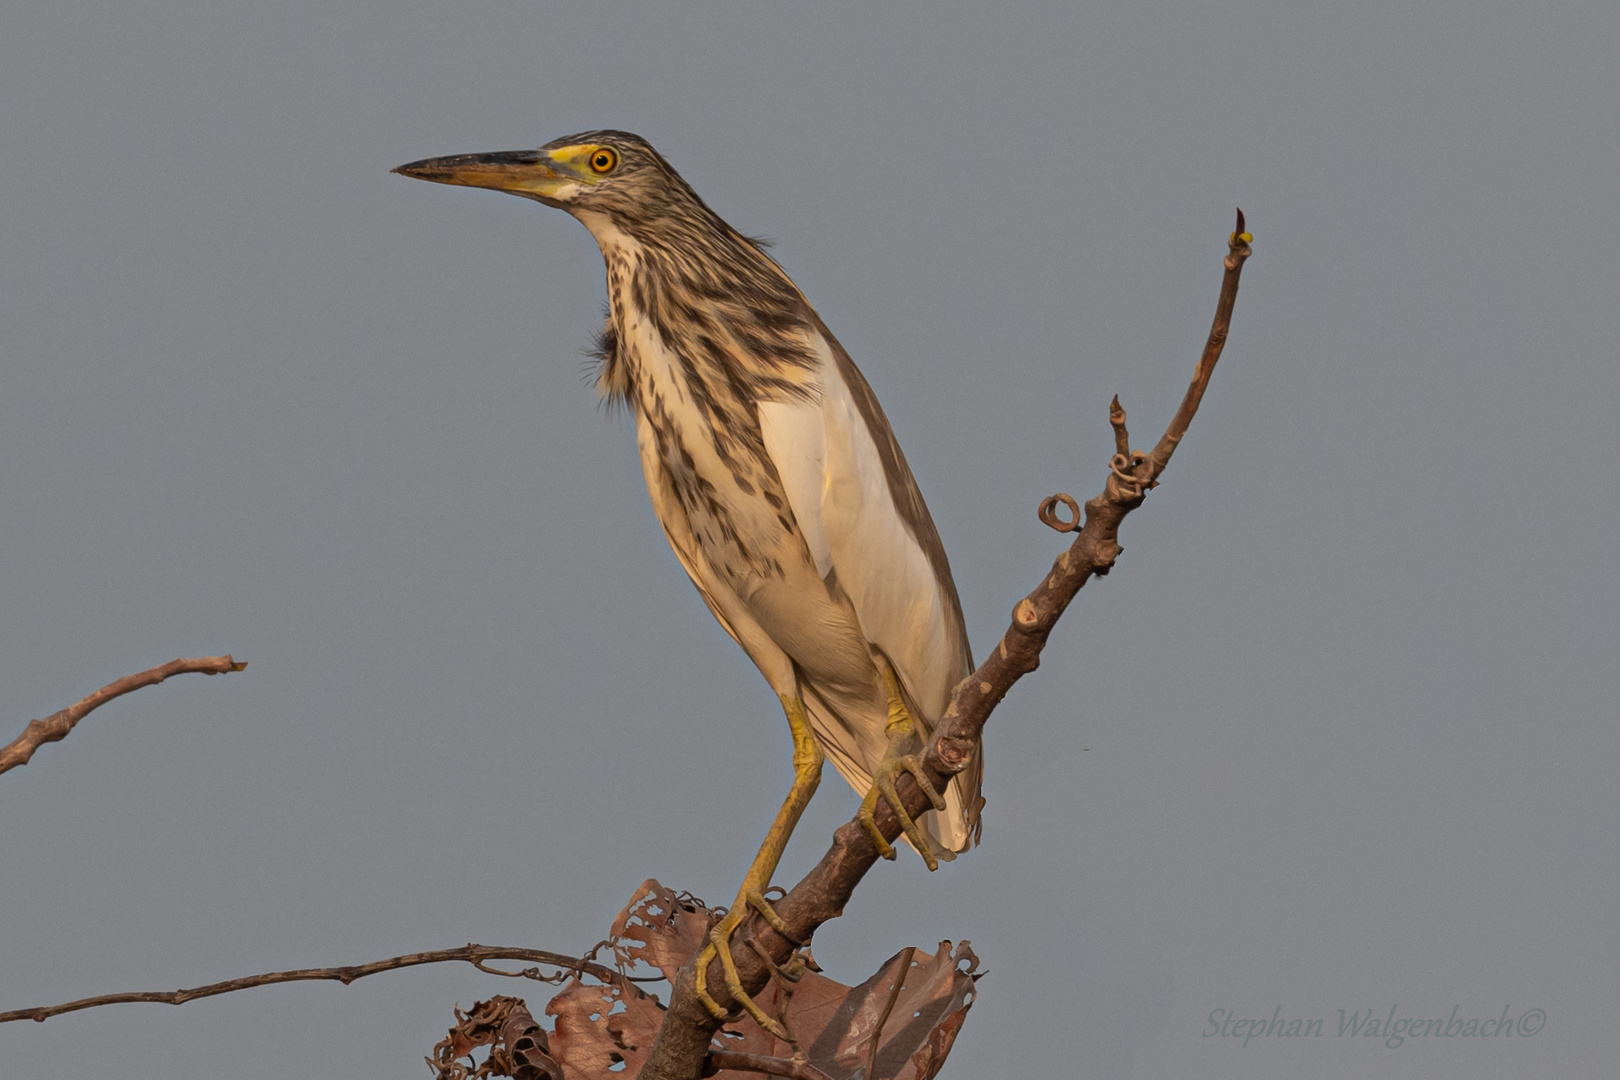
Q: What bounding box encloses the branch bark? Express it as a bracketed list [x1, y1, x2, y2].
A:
[0, 945, 638, 1025]
[642, 214, 1254, 1080]
[1, 655, 247, 777]
[705, 1051, 836, 1080]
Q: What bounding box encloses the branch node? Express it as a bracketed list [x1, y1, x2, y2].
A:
[931, 734, 977, 775]
[1108, 453, 1154, 500]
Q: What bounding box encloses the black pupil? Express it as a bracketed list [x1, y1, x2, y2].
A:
[596, 154, 611, 168]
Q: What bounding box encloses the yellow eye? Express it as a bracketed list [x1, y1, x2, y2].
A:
[589, 147, 619, 174]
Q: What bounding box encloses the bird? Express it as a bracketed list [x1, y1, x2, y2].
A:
[394, 132, 982, 1033]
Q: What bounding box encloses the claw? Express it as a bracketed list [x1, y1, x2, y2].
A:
[694, 909, 793, 1041]
[746, 890, 797, 940]
[859, 751, 946, 870]
[859, 654, 950, 870]
[694, 888, 800, 1041]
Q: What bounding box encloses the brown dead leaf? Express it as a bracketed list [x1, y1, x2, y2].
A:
[547, 975, 669, 1078]
[608, 878, 719, 984]
[502, 1004, 563, 1080]
[428, 996, 559, 1080]
[717, 941, 980, 1080]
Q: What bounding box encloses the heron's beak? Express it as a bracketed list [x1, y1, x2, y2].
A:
[392, 150, 575, 198]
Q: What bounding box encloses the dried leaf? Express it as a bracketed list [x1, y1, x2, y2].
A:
[547, 977, 668, 1078]
[501, 1005, 562, 1080]
[608, 878, 719, 984]
[718, 941, 981, 1080]
[428, 997, 558, 1080]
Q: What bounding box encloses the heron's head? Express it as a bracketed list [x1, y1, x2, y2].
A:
[394, 130, 708, 234]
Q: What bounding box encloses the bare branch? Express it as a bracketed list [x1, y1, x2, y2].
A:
[1146, 207, 1250, 475]
[1, 655, 247, 777]
[0, 945, 637, 1025]
[641, 216, 1253, 1080]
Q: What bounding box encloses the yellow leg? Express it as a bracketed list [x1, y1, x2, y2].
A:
[858, 655, 949, 871]
[694, 691, 823, 1040]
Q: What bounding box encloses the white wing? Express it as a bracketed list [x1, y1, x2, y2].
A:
[760, 333, 960, 716]
[759, 326, 981, 853]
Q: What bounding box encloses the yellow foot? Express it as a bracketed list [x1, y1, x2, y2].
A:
[858, 745, 948, 870]
[859, 655, 949, 870]
[694, 889, 797, 1040]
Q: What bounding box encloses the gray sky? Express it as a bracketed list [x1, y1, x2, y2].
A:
[3, 2, 1615, 1077]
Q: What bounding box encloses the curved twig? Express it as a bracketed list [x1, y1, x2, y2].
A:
[1038, 493, 1082, 533]
[641, 213, 1253, 1080]
[1, 655, 247, 777]
[0, 945, 639, 1025]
